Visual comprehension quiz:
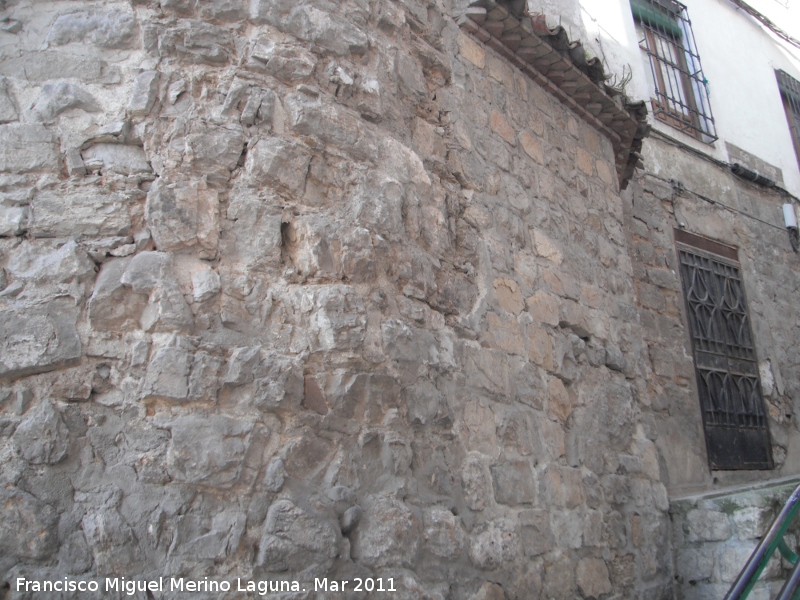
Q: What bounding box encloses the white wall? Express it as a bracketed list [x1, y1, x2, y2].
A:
[528, 0, 800, 196]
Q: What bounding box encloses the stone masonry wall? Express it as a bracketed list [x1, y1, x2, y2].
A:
[622, 139, 800, 497]
[0, 1, 672, 598]
[671, 478, 800, 600]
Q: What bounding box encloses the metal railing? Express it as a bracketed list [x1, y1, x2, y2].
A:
[725, 482, 800, 599]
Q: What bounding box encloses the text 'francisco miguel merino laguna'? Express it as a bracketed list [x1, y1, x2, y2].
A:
[16, 576, 398, 595]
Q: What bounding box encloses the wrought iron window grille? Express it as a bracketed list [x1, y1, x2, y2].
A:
[776, 69, 800, 170]
[631, 0, 718, 142]
[675, 229, 772, 470]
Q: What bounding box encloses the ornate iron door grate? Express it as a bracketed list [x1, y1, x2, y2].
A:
[676, 231, 773, 470]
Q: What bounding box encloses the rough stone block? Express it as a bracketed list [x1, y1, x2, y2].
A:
[29, 82, 100, 122]
[490, 110, 517, 146]
[468, 518, 520, 569]
[0, 299, 82, 380]
[142, 337, 194, 401]
[0, 487, 58, 560]
[31, 188, 133, 238]
[226, 191, 282, 271]
[0, 124, 58, 173]
[686, 509, 732, 542]
[351, 497, 421, 568]
[47, 10, 138, 49]
[0, 77, 19, 123]
[245, 137, 311, 193]
[129, 70, 160, 116]
[247, 38, 316, 82]
[457, 31, 485, 68]
[257, 499, 338, 578]
[0, 204, 27, 236]
[166, 413, 256, 487]
[577, 558, 612, 598]
[146, 179, 219, 258]
[423, 507, 466, 558]
[81, 143, 151, 175]
[491, 460, 537, 505]
[12, 399, 69, 464]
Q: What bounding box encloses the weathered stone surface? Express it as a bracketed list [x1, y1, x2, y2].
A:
[469, 518, 520, 569]
[0, 124, 58, 173]
[0, 299, 82, 380]
[47, 10, 138, 48]
[0, 78, 18, 123]
[247, 38, 317, 82]
[245, 137, 312, 193]
[31, 188, 133, 237]
[0, 52, 119, 83]
[166, 413, 256, 487]
[82, 508, 145, 575]
[423, 507, 466, 558]
[30, 82, 101, 122]
[257, 499, 338, 577]
[81, 144, 152, 175]
[146, 179, 219, 258]
[12, 400, 69, 464]
[686, 509, 732, 542]
[129, 70, 160, 116]
[491, 460, 536, 505]
[0, 204, 27, 236]
[351, 496, 421, 568]
[181, 126, 244, 184]
[0, 1, 688, 595]
[0, 487, 58, 560]
[87, 257, 148, 330]
[577, 558, 612, 597]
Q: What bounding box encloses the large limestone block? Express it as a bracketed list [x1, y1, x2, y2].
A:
[31, 188, 134, 238]
[244, 138, 312, 193]
[287, 285, 367, 352]
[166, 414, 256, 487]
[0, 205, 27, 236]
[468, 518, 521, 569]
[29, 83, 100, 123]
[256, 499, 339, 577]
[128, 70, 160, 116]
[122, 252, 194, 333]
[351, 496, 421, 568]
[423, 507, 466, 558]
[226, 191, 283, 271]
[0, 52, 120, 84]
[0, 124, 58, 173]
[142, 336, 194, 401]
[146, 179, 219, 258]
[87, 257, 148, 331]
[0, 299, 82, 379]
[181, 126, 244, 184]
[491, 460, 537, 505]
[12, 400, 69, 464]
[0, 487, 59, 560]
[46, 10, 138, 49]
[285, 6, 369, 56]
[82, 508, 145, 575]
[285, 91, 375, 160]
[0, 77, 19, 123]
[81, 144, 152, 175]
[247, 38, 317, 82]
[251, 3, 368, 56]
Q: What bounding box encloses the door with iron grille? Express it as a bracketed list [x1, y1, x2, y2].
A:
[675, 230, 773, 470]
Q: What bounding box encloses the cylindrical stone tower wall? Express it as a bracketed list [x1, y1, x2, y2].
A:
[0, 1, 672, 598]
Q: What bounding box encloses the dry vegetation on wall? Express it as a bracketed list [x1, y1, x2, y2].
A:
[0, 0, 672, 598]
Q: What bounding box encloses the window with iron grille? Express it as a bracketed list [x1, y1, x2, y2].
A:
[776, 69, 800, 170]
[675, 229, 773, 470]
[631, 0, 717, 142]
